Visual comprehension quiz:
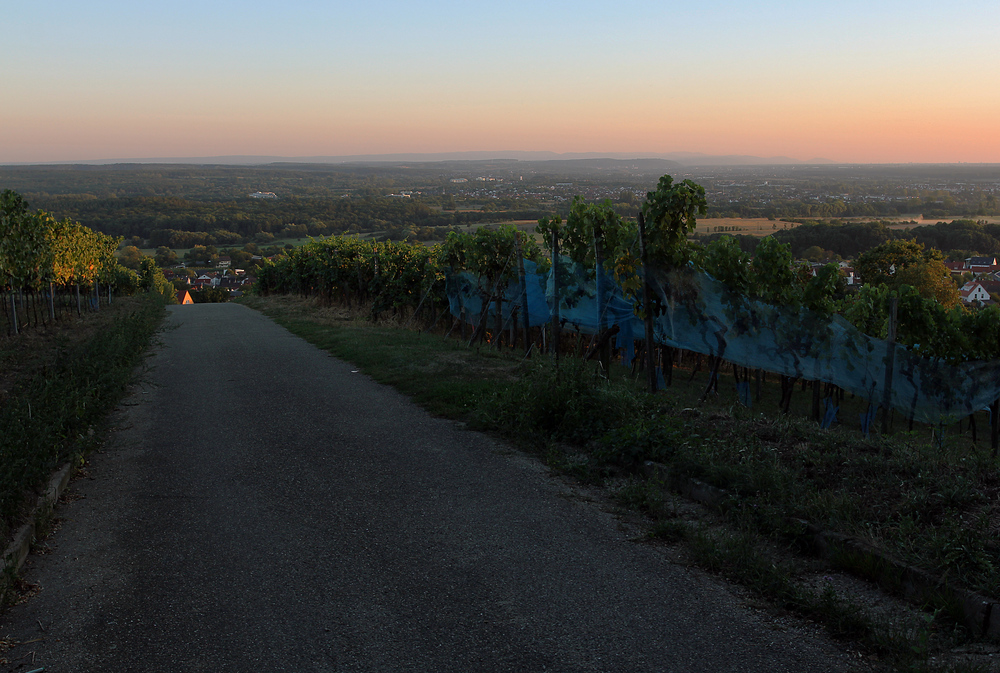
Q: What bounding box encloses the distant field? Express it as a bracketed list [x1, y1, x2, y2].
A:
[695, 218, 783, 237]
[885, 215, 1000, 230]
[697, 215, 1000, 236]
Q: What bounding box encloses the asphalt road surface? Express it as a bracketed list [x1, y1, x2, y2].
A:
[0, 303, 869, 672]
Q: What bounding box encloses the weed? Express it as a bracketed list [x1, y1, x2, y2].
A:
[475, 359, 651, 448]
[649, 519, 689, 543]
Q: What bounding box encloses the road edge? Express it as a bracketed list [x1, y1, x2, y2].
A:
[0, 462, 74, 606]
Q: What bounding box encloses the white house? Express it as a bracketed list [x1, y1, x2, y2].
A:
[960, 281, 991, 304]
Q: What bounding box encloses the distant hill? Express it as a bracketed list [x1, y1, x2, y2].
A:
[9, 151, 834, 167]
[659, 152, 837, 166]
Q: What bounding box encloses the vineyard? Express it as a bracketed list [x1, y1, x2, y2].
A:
[1, 190, 175, 337]
[253, 175, 1000, 442]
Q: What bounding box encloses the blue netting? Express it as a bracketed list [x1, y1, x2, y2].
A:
[446, 256, 1000, 425]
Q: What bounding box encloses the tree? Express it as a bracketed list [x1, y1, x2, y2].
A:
[640, 175, 707, 268]
[854, 239, 958, 307]
[154, 246, 179, 267]
[137, 257, 177, 303]
[119, 245, 145, 270]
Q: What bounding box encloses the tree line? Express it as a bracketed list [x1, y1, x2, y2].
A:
[19, 192, 557, 251]
[695, 218, 1000, 262]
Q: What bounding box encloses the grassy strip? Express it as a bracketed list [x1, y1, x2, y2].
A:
[241, 297, 523, 419]
[0, 296, 165, 540]
[242, 295, 997, 669]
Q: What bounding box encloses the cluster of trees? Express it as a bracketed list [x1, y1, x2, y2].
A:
[24, 192, 558, 251]
[696, 219, 1000, 263]
[706, 188, 997, 221]
[28, 194, 523, 246]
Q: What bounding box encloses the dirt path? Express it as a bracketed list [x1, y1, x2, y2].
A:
[0, 303, 869, 672]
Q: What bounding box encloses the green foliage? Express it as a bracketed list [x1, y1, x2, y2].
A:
[534, 215, 562, 254]
[190, 287, 230, 303]
[698, 236, 752, 295]
[466, 225, 523, 287]
[1, 190, 53, 290]
[802, 263, 844, 314]
[594, 417, 683, 468]
[1, 190, 131, 307]
[640, 175, 708, 267]
[256, 234, 449, 316]
[961, 304, 1000, 360]
[841, 284, 969, 360]
[119, 245, 145, 270]
[855, 239, 958, 307]
[475, 360, 650, 447]
[750, 236, 804, 306]
[138, 257, 178, 304]
[773, 220, 895, 259]
[560, 197, 631, 267]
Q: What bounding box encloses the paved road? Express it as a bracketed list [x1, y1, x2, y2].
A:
[1, 304, 867, 672]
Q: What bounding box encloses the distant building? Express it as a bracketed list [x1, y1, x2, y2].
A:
[960, 281, 991, 304]
[965, 256, 999, 272]
[250, 191, 278, 199]
[176, 290, 194, 305]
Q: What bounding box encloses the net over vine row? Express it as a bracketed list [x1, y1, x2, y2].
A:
[446, 257, 1000, 426]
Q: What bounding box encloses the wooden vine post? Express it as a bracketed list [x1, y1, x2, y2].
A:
[991, 397, 999, 458]
[550, 230, 561, 358]
[593, 228, 610, 374]
[8, 292, 17, 335]
[880, 297, 898, 435]
[515, 232, 531, 356]
[993, 327, 1000, 458]
[637, 212, 657, 393]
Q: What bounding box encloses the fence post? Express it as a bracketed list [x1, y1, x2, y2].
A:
[550, 231, 561, 359]
[638, 212, 657, 393]
[991, 398, 999, 458]
[593, 231, 610, 374]
[515, 233, 531, 356]
[880, 297, 898, 435]
[9, 292, 18, 335]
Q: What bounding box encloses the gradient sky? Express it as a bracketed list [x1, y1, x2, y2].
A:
[3, 0, 999, 164]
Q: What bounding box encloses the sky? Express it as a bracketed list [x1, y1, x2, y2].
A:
[2, 0, 999, 164]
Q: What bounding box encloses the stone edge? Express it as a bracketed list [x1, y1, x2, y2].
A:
[0, 462, 74, 606]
